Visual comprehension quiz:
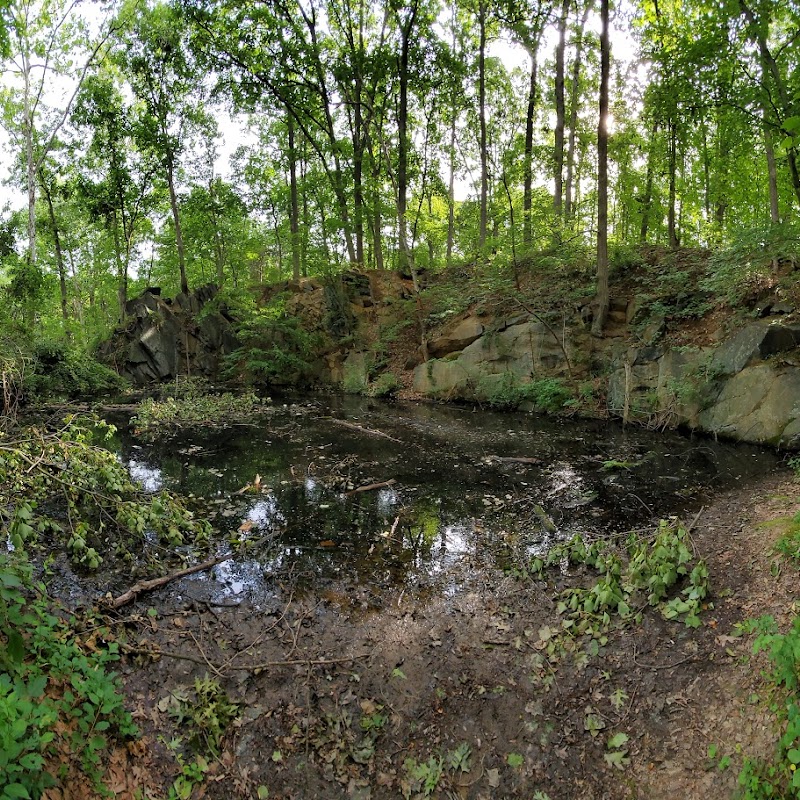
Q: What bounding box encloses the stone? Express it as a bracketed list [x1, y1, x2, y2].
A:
[427, 316, 484, 358]
[698, 365, 800, 445]
[101, 284, 239, 385]
[413, 358, 474, 397]
[712, 322, 800, 375]
[638, 316, 666, 346]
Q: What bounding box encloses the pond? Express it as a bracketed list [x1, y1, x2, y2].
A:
[104, 396, 782, 604]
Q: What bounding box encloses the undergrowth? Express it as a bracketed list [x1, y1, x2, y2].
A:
[478, 373, 573, 412]
[0, 417, 211, 570]
[0, 553, 137, 798]
[737, 615, 800, 798]
[25, 341, 126, 401]
[736, 503, 800, 798]
[530, 520, 710, 650]
[132, 391, 270, 440]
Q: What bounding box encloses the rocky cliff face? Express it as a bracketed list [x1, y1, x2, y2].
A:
[416, 304, 800, 448]
[102, 275, 800, 449]
[99, 285, 238, 384]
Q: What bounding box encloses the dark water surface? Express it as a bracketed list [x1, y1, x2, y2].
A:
[104, 396, 782, 603]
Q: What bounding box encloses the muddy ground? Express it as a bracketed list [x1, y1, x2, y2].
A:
[44, 461, 799, 800]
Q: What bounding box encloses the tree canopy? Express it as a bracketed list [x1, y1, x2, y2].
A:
[0, 0, 798, 343]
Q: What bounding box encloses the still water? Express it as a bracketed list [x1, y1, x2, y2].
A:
[106, 396, 781, 602]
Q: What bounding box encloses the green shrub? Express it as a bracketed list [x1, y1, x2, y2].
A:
[24, 341, 126, 401]
[368, 372, 401, 398]
[477, 373, 572, 412]
[225, 298, 321, 386]
[132, 391, 269, 440]
[0, 418, 212, 567]
[737, 615, 800, 798]
[703, 221, 800, 305]
[0, 553, 137, 797]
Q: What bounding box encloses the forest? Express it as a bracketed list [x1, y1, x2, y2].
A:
[3, 1, 800, 799]
[0, 0, 798, 350]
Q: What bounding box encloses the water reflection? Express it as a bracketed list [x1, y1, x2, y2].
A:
[127, 458, 163, 492]
[111, 396, 782, 600]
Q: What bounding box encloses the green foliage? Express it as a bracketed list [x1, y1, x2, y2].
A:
[703, 222, 800, 306]
[367, 372, 400, 398]
[530, 520, 709, 638]
[168, 675, 240, 757]
[477, 373, 572, 413]
[225, 295, 321, 386]
[25, 341, 126, 401]
[132, 391, 269, 441]
[402, 743, 474, 798]
[0, 418, 211, 568]
[0, 553, 137, 798]
[403, 755, 444, 798]
[773, 511, 800, 564]
[168, 755, 210, 800]
[736, 615, 800, 798]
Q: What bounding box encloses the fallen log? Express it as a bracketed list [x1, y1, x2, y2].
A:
[346, 478, 397, 496]
[106, 554, 232, 610]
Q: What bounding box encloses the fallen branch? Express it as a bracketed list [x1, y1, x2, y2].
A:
[121, 643, 371, 672]
[486, 455, 542, 465]
[346, 479, 397, 496]
[106, 554, 233, 610]
[323, 417, 402, 443]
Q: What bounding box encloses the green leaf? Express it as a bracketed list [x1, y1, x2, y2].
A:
[783, 116, 800, 133]
[607, 732, 629, 750]
[604, 749, 630, 770]
[3, 784, 32, 799]
[506, 752, 524, 768]
[7, 630, 25, 663]
[787, 748, 800, 764]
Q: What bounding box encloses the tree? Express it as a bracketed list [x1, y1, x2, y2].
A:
[122, 1, 202, 296]
[591, 0, 609, 337]
[0, 0, 119, 271]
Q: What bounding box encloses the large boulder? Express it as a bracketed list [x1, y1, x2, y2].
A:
[711, 322, 800, 375]
[101, 285, 239, 385]
[427, 316, 484, 358]
[698, 365, 800, 447]
[413, 317, 584, 398]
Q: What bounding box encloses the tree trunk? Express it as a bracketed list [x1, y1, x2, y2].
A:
[667, 120, 680, 250]
[554, 0, 570, 219]
[761, 58, 780, 225]
[478, 0, 488, 250]
[739, 0, 800, 208]
[40, 176, 69, 327]
[167, 155, 189, 294]
[447, 107, 457, 265]
[523, 49, 539, 246]
[396, 3, 418, 271]
[640, 119, 658, 243]
[288, 111, 302, 282]
[591, 0, 610, 338]
[565, 1, 591, 219]
[113, 211, 128, 323]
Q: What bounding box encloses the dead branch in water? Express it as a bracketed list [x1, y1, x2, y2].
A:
[322, 416, 402, 443]
[106, 554, 232, 609]
[346, 479, 397, 496]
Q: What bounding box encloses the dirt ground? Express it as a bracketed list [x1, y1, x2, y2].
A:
[50, 465, 795, 800]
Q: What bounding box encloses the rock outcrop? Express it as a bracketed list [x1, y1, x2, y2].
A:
[606, 321, 800, 447]
[100, 285, 238, 385]
[414, 316, 588, 399]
